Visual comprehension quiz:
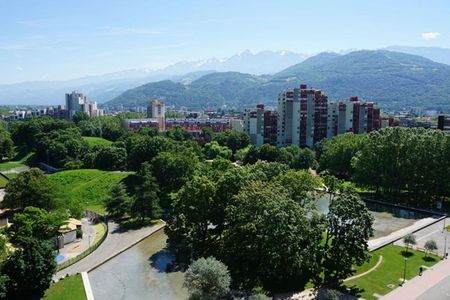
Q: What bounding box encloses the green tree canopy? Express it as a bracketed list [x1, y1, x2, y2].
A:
[2, 238, 57, 299]
[323, 193, 374, 284]
[2, 168, 59, 211]
[213, 130, 250, 153]
[104, 183, 131, 220]
[184, 257, 231, 300]
[130, 163, 162, 221]
[166, 176, 217, 262]
[9, 206, 66, 244]
[151, 151, 198, 195]
[0, 130, 14, 161]
[319, 133, 364, 178]
[223, 181, 324, 291]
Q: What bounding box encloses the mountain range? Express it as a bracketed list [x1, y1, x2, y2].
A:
[108, 50, 450, 111]
[1, 47, 450, 111]
[0, 50, 307, 105]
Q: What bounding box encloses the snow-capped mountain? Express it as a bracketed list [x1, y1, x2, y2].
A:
[0, 50, 309, 105]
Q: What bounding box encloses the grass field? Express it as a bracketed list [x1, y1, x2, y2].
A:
[43, 274, 86, 300]
[82, 136, 113, 147]
[0, 161, 27, 172]
[345, 245, 440, 299]
[93, 222, 107, 245]
[48, 169, 133, 214]
[0, 176, 8, 188]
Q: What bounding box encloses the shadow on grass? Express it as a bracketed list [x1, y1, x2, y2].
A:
[148, 249, 186, 273]
[341, 284, 366, 299]
[401, 250, 414, 258]
[112, 217, 159, 233]
[422, 256, 436, 262]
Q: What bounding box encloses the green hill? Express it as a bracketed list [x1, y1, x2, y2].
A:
[82, 136, 113, 147]
[106, 50, 450, 111]
[48, 169, 134, 214]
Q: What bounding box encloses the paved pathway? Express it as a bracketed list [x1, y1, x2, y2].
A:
[55, 221, 165, 280]
[381, 257, 450, 300]
[344, 255, 384, 282]
[368, 216, 444, 251]
[394, 217, 450, 256]
[58, 218, 96, 264]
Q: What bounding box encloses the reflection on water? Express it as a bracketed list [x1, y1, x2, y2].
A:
[315, 195, 431, 239]
[90, 196, 431, 300]
[89, 229, 188, 300]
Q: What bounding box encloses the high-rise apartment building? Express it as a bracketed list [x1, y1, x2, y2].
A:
[243, 104, 278, 146]
[326, 96, 381, 139]
[65, 91, 103, 119]
[277, 84, 328, 148]
[147, 99, 166, 131]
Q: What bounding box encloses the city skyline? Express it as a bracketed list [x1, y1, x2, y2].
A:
[1, 0, 449, 84]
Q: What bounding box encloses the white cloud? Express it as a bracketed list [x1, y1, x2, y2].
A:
[15, 65, 23, 71]
[421, 32, 441, 40]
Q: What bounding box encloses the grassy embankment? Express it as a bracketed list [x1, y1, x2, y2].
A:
[82, 136, 112, 147]
[0, 151, 33, 187]
[43, 274, 87, 300]
[48, 169, 134, 214]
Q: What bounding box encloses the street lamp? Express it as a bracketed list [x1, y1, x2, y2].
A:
[401, 257, 408, 286]
[88, 234, 92, 248]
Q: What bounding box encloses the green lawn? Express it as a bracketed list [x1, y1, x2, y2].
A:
[43, 274, 87, 300]
[82, 136, 113, 147]
[93, 222, 107, 245]
[48, 169, 133, 214]
[345, 245, 440, 299]
[0, 175, 8, 188]
[0, 161, 27, 172]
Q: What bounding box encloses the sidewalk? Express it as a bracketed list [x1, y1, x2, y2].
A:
[58, 218, 96, 264]
[55, 220, 165, 280]
[381, 257, 450, 300]
[368, 216, 444, 251]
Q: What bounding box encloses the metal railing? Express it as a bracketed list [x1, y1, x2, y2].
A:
[56, 211, 108, 272]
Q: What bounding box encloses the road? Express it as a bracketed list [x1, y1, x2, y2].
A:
[55, 220, 165, 280]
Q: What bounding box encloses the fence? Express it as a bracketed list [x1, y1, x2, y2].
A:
[56, 211, 108, 272]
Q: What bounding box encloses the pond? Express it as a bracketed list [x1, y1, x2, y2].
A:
[315, 195, 431, 239]
[90, 196, 432, 300]
[89, 229, 187, 300]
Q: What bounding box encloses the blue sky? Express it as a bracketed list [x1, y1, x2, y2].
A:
[0, 0, 449, 84]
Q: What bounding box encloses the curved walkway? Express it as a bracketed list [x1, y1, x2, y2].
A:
[344, 255, 384, 282]
[55, 220, 165, 280]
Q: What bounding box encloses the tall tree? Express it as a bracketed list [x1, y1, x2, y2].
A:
[151, 151, 198, 195]
[1, 168, 59, 211]
[223, 181, 324, 291]
[130, 163, 161, 221]
[2, 238, 57, 299]
[319, 133, 364, 178]
[104, 183, 131, 220]
[166, 176, 217, 261]
[322, 193, 374, 284]
[9, 206, 66, 243]
[274, 170, 322, 206]
[0, 130, 14, 161]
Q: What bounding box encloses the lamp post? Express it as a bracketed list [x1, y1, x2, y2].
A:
[401, 257, 408, 286]
[88, 234, 92, 248]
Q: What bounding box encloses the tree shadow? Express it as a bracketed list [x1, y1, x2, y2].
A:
[422, 256, 436, 262]
[148, 248, 185, 273]
[401, 251, 414, 258]
[112, 218, 158, 233]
